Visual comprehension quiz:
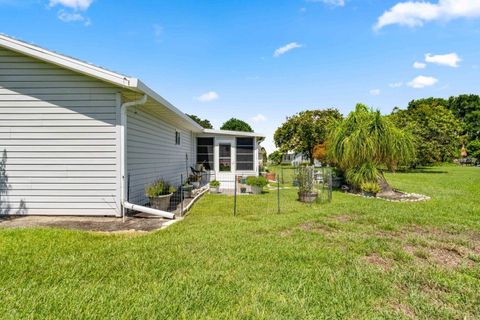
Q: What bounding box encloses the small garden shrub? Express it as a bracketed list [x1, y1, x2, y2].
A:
[246, 176, 268, 188]
[145, 179, 176, 197]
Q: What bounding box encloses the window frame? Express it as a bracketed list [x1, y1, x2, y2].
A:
[235, 137, 255, 171]
[175, 130, 181, 145]
[218, 143, 232, 172]
[196, 137, 214, 171]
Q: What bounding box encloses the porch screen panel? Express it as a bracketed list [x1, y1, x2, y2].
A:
[197, 138, 214, 170]
[236, 137, 254, 171]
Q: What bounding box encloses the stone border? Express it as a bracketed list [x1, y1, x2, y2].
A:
[345, 191, 431, 202]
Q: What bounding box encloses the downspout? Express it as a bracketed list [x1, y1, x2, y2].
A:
[120, 94, 176, 221]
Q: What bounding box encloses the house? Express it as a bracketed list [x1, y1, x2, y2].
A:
[282, 152, 309, 166]
[0, 34, 264, 218]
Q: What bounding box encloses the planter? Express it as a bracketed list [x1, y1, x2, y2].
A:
[251, 186, 263, 194]
[240, 187, 247, 194]
[331, 176, 344, 188]
[148, 193, 173, 211]
[265, 172, 276, 181]
[182, 185, 193, 198]
[298, 191, 318, 203]
[363, 191, 377, 198]
[210, 186, 219, 194]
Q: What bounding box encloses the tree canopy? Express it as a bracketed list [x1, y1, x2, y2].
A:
[447, 94, 480, 141]
[268, 150, 283, 165]
[187, 114, 213, 129]
[328, 104, 415, 190]
[389, 100, 463, 166]
[274, 109, 342, 164]
[220, 118, 253, 132]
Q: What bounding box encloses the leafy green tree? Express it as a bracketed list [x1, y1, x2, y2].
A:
[467, 140, 480, 158]
[187, 114, 213, 129]
[390, 101, 463, 166]
[220, 118, 253, 132]
[268, 150, 283, 165]
[274, 109, 342, 164]
[447, 94, 480, 141]
[328, 104, 415, 190]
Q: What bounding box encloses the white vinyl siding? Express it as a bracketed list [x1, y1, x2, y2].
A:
[126, 104, 194, 205]
[0, 47, 120, 216]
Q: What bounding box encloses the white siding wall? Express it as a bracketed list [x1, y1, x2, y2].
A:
[126, 104, 194, 205]
[0, 47, 121, 216]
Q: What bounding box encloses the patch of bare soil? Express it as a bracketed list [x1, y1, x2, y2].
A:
[403, 244, 475, 269]
[0, 215, 171, 232]
[363, 253, 394, 271]
[279, 229, 293, 237]
[330, 214, 354, 223]
[392, 302, 416, 319]
[298, 221, 336, 234]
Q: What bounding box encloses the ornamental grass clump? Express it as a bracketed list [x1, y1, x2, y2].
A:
[145, 179, 176, 197]
[328, 104, 415, 191]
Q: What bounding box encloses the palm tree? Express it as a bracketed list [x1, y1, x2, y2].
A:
[328, 104, 415, 191]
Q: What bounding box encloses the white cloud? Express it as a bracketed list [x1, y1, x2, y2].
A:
[273, 42, 303, 57]
[407, 75, 438, 88]
[369, 89, 381, 96]
[307, 0, 345, 6]
[49, 0, 93, 11]
[389, 82, 403, 88]
[374, 0, 480, 30]
[196, 91, 219, 102]
[57, 9, 90, 25]
[252, 114, 267, 122]
[413, 61, 426, 69]
[425, 52, 461, 67]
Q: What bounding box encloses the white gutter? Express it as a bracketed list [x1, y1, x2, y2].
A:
[120, 94, 176, 221]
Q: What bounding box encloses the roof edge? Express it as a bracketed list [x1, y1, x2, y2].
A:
[202, 129, 265, 140]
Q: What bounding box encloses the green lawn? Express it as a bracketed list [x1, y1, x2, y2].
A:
[1, 166, 479, 319]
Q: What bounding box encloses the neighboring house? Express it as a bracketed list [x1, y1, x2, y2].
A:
[0, 34, 264, 217]
[282, 152, 309, 166]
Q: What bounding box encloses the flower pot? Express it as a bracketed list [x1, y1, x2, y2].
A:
[210, 186, 219, 194]
[251, 186, 263, 194]
[363, 191, 376, 198]
[331, 176, 344, 188]
[298, 191, 318, 203]
[240, 187, 247, 194]
[182, 185, 193, 198]
[265, 172, 276, 181]
[147, 193, 173, 211]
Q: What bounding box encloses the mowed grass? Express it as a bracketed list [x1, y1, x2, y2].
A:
[0, 166, 479, 319]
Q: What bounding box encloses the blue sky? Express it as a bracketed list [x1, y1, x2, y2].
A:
[1, 0, 480, 151]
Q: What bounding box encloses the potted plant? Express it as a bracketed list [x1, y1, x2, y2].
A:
[297, 167, 318, 203]
[361, 182, 380, 197]
[145, 179, 176, 211]
[189, 174, 201, 188]
[210, 180, 220, 193]
[265, 168, 276, 181]
[246, 176, 268, 194]
[182, 182, 193, 198]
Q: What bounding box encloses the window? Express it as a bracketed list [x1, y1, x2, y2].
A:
[197, 137, 214, 170]
[175, 131, 181, 145]
[236, 137, 254, 171]
[219, 144, 231, 172]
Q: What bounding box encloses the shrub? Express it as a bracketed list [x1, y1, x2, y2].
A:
[467, 140, 480, 158]
[361, 182, 381, 194]
[210, 180, 220, 187]
[245, 176, 268, 188]
[296, 166, 315, 194]
[145, 179, 176, 197]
